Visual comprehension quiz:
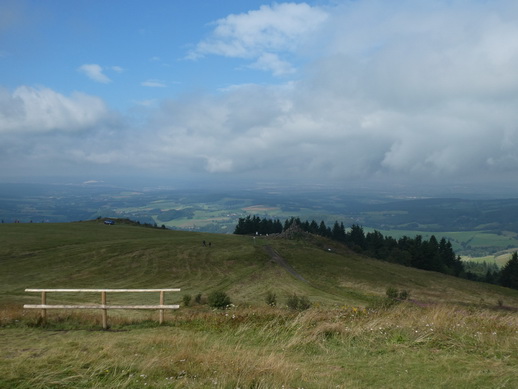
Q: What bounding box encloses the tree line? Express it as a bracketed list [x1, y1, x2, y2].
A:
[234, 215, 518, 289]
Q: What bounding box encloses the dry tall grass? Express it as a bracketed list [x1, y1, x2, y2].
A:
[2, 302, 517, 388]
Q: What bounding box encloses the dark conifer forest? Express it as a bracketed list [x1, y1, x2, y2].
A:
[234, 215, 517, 289]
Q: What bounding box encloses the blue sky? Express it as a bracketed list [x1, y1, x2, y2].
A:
[1, 0, 292, 108]
[2, 0, 518, 193]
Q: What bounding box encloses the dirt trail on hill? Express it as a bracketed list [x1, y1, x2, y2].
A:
[263, 245, 308, 283]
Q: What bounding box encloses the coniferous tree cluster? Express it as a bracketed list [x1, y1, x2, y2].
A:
[233, 215, 283, 235]
[234, 216, 462, 275]
[234, 216, 518, 290]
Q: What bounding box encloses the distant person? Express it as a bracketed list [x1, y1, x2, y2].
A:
[203, 240, 206, 247]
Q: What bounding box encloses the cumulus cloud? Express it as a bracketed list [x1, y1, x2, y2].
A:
[149, 0, 518, 183]
[78, 64, 111, 83]
[248, 53, 296, 76]
[188, 2, 328, 75]
[0, 86, 110, 133]
[0, 85, 124, 178]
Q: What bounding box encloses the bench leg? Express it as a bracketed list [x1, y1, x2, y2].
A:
[159, 291, 164, 324]
[101, 291, 108, 329]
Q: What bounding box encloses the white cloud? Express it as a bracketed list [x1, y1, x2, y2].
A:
[0, 86, 110, 133]
[111, 66, 124, 73]
[78, 64, 111, 83]
[0, 85, 122, 178]
[249, 53, 295, 76]
[205, 156, 234, 173]
[188, 2, 328, 75]
[141, 79, 166, 88]
[140, 1, 518, 184]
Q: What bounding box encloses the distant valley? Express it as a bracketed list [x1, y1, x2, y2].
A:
[1, 182, 518, 260]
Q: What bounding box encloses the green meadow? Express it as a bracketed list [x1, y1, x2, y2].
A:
[1, 221, 518, 388]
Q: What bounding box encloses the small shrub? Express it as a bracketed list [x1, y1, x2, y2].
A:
[194, 293, 203, 304]
[287, 294, 300, 310]
[298, 295, 312, 310]
[208, 291, 232, 309]
[398, 289, 410, 300]
[386, 287, 399, 299]
[182, 294, 192, 307]
[286, 294, 311, 310]
[265, 291, 277, 307]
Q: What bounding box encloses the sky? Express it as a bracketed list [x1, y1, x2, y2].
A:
[2, 0, 518, 194]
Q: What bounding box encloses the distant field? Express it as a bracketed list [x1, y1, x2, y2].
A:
[3, 182, 518, 257]
[462, 251, 517, 267]
[242, 205, 279, 212]
[364, 227, 518, 264]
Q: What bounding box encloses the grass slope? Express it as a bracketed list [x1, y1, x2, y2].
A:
[2, 220, 518, 307]
[1, 221, 518, 388]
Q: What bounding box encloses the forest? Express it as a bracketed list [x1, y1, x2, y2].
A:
[234, 215, 518, 290]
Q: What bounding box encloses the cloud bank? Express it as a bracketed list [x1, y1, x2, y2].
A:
[3, 1, 518, 191]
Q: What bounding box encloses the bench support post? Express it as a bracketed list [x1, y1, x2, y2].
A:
[41, 291, 47, 323]
[101, 291, 108, 330]
[159, 291, 165, 324]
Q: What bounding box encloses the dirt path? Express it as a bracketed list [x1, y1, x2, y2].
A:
[263, 245, 308, 283]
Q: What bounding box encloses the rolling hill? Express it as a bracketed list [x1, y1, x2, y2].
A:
[2, 219, 517, 308]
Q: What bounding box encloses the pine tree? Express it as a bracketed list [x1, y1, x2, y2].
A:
[500, 251, 518, 289]
[318, 221, 329, 237]
[347, 224, 365, 251]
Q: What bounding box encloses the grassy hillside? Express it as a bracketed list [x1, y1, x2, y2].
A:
[1, 221, 518, 388]
[2, 220, 518, 308]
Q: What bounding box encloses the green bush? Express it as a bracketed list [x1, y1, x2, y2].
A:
[398, 289, 410, 300]
[208, 291, 232, 309]
[386, 287, 399, 299]
[194, 293, 203, 304]
[386, 287, 410, 301]
[286, 294, 311, 310]
[182, 294, 192, 307]
[265, 291, 277, 307]
[287, 294, 299, 310]
[298, 295, 311, 310]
